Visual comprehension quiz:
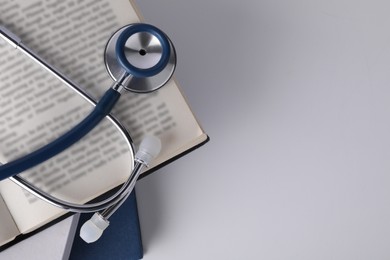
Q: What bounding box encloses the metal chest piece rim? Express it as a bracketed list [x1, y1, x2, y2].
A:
[104, 23, 177, 93]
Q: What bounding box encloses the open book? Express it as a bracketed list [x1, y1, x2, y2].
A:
[0, 0, 207, 248]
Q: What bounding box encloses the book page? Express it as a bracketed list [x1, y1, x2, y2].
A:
[0, 194, 19, 246]
[0, 0, 206, 167]
[0, 0, 206, 234]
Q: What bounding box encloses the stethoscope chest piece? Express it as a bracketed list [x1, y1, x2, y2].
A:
[104, 23, 176, 93]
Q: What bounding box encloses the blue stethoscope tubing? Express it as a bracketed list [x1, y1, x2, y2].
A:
[1, 88, 120, 180]
[0, 23, 171, 182]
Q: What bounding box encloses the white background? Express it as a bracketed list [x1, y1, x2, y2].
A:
[3, 0, 390, 259]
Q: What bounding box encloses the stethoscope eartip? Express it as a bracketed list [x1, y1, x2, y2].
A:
[80, 213, 109, 243]
[135, 135, 162, 165]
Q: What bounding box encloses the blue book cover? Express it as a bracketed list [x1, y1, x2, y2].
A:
[66, 190, 143, 260]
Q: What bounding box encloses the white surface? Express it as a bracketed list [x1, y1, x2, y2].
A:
[0, 217, 72, 260]
[3, 0, 390, 259]
[135, 1, 390, 259]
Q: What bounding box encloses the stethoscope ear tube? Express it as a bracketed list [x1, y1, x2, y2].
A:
[9, 158, 142, 213]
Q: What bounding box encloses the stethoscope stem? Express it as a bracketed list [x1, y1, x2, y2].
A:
[111, 71, 131, 93]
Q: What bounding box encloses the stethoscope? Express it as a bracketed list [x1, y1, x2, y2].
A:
[0, 23, 176, 242]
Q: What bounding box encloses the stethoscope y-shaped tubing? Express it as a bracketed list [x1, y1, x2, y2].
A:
[0, 88, 120, 181]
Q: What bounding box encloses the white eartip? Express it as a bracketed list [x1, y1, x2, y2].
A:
[80, 213, 109, 243]
[135, 135, 162, 166]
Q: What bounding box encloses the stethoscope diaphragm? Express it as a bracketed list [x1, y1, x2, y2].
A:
[104, 23, 176, 93]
